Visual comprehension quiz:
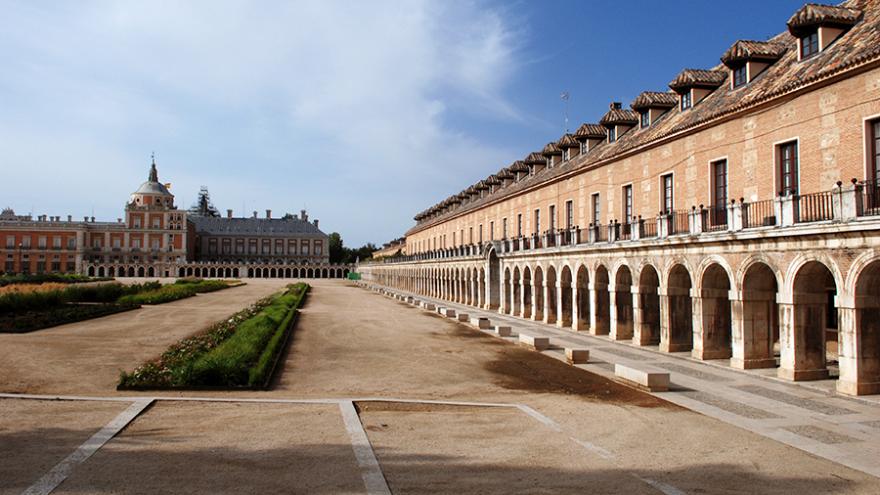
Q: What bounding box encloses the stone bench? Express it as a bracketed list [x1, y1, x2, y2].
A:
[440, 308, 457, 318]
[614, 363, 670, 392]
[565, 348, 589, 364]
[421, 302, 436, 311]
[469, 317, 490, 329]
[518, 333, 549, 351]
[457, 313, 470, 322]
[492, 325, 512, 337]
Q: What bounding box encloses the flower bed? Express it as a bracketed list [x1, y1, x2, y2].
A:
[119, 283, 309, 390]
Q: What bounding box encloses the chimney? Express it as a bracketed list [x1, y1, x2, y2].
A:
[84, 216, 89, 222]
[67, 215, 72, 222]
[611, 101, 622, 110]
[266, 209, 272, 219]
[117, 218, 122, 223]
[90, 216, 95, 222]
[227, 209, 233, 219]
[252, 210, 258, 219]
[301, 209, 308, 222]
[314, 219, 319, 228]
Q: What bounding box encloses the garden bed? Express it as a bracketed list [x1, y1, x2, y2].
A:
[0, 302, 139, 333]
[0, 273, 111, 287]
[118, 283, 309, 390]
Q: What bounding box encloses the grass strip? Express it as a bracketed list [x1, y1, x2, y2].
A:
[118, 283, 309, 389]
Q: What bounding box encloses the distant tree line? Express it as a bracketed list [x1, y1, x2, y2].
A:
[328, 232, 377, 264]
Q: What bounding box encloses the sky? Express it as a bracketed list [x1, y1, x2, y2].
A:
[0, 0, 807, 247]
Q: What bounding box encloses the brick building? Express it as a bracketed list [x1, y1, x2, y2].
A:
[1, 160, 346, 279]
[359, 1, 880, 395]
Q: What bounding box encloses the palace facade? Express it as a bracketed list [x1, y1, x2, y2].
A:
[1, 161, 349, 279]
[359, 1, 880, 395]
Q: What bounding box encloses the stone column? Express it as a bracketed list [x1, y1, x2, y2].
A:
[633, 285, 660, 346]
[777, 297, 830, 381]
[609, 284, 633, 341]
[837, 299, 880, 395]
[691, 287, 733, 360]
[520, 276, 531, 319]
[542, 281, 552, 324]
[588, 281, 607, 335]
[531, 281, 544, 321]
[730, 290, 777, 369]
[571, 285, 580, 331]
[556, 281, 565, 328]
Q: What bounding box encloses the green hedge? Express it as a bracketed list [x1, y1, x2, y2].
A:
[0, 303, 139, 333]
[116, 280, 233, 305]
[0, 281, 160, 313]
[118, 283, 308, 389]
[0, 273, 110, 287]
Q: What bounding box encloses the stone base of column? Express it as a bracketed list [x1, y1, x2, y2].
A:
[531, 311, 543, 321]
[691, 349, 732, 360]
[837, 379, 880, 396]
[660, 342, 692, 353]
[572, 320, 588, 331]
[730, 357, 777, 370]
[777, 367, 829, 381]
[557, 319, 572, 329]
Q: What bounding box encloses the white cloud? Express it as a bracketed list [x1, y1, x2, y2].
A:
[0, 0, 524, 245]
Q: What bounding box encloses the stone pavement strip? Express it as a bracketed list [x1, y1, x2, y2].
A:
[368, 284, 880, 479]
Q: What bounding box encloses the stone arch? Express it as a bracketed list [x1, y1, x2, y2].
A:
[511, 266, 521, 317]
[88, 266, 95, 277]
[559, 264, 573, 328]
[575, 264, 590, 330]
[487, 248, 500, 309]
[612, 264, 633, 340]
[696, 263, 733, 360]
[137, 266, 145, 277]
[107, 266, 115, 277]
[233, 268, 240, 278]
[737, 255, 784, 293]
[739, 261, 780, 369]
[545, 264, 558, 324]
[97, 266, 105, 277]
[636, 264, 661, 346]
[783, 254, 844, 305]
[663, 263, 693, 352]
[248, 267, 254, 278]
[850, 258, 880, 394]
[503, 267, 512, 314]
[593, 264, 610, 335]
[147, 266, 155, 277]
[533, 265, 545, 321]
[783, 260, 838, 381]
[178, 267, 185, 277]
[521, 265, 532, 319]
[479, 267, 487, 310]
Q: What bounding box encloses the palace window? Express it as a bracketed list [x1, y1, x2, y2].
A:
[490, 221, 494, 241]
[592, 193, 600, 226]
[565, 200, 573, 230]
[800, 31, 819, 59]
[622, 185, 633, 224]
[517, 214, 522, 237]
[549, 205, 556, 231]
[778, 141, 799, 196]
[502, 218, 508, 239]
[315, 242, 323, 255]
[579, 141, 588, 154]
[562, 148, 570, 161]
[53, 236, 61, 249]
[6, 236, 14, 249]
[640, 111, 650, 129]
[479, 224, 483, 243]
[733, 65, 747, 88]
[607, 126, 616, 143]
[661, 174, 674, 214]
[680, 91, 692, 110]
[711, 160, 728, 226]
[870, 118, 880, 183]
[533, 209, 540, 234]
[469, 227, 473, 244]
[67, 237, 76, 249]
[38, 236, 46, 249]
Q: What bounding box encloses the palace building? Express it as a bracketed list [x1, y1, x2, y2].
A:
[1, 160, 348, 279]
[359, 1, 880, 395]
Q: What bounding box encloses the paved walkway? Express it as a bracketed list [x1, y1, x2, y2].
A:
[366, 284, 880, 479]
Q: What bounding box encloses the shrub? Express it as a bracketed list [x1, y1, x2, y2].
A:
[0, 273, 109, 287]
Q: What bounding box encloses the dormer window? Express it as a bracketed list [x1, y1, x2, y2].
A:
[640, 111, 649, 129]
[579, 141, 587, 154]
[800, 31, 819, 58]
[680, 91, 692, 110]
[732, 65, 747, 88]
[607, 126, 616, 143]
[562, 148, 570, 161]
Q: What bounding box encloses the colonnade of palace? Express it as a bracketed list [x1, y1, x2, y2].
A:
[362, 233, 880, 396]
[85, 262, 352, 279]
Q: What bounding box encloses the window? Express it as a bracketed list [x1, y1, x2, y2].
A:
[534, 209, 540, 234]
[801, 31, 819, 58]
[133, 217, 141, 228]
[152, 217, 160, 228]
[517, 214, 522, 236]
[640, 111, 649, 129]
[661, 174, 674, 214]
[315, 242, 323, 255]
[562, 148, 570, 161]
[469, 227, 473, 244]
[622, 185, 633, 223]
[565, 200, 573, 229]
[5, 236, 13, 249]
[591, 193, 601, 225]
[870, 118, 880, 183]
[502, 218, 508, 239]
[607, 126, 616, 143]
[733, 65, 747, 87]
[778, 141, 799, 196]
[490, 221, 494, 240]
[452, 231, 456, 246]
[712, 160, 728, 226]
[579, 141, 588, 154]
[38, 236, 46, 248]
[53, 236, 61, 249]
[479, 224, 483, 243]
[132, 238, 141, 249]
[67, 237, 75, 249]
[680, 91, 692, 110]
[549, 205, 556, 231]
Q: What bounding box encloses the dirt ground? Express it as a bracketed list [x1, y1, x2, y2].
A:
[1, 279, 878, 494]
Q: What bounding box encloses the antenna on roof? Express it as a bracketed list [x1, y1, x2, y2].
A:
[560, 91, 570, 133]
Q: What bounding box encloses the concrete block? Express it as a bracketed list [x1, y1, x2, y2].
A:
[493, 325, 512, 337]
[614, 363, 669, 392]
[457, 313, 470, 322]
[441, 308, 457, 318]
[421, 302, 436, 311]
[469, 317, 490, 329]
[518, 333, 549, 350]
[565, 348, 589, 364]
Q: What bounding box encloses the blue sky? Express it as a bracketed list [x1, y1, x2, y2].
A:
[1, 0, 806, 246]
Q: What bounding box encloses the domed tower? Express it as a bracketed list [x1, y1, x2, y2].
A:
[128, 158, 175, 210]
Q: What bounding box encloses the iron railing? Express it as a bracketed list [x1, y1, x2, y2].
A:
[743, 199, 776, 228]
[859, 178, 880, 216]
[670, 210, 690, 235]
[704, 206, 728, 232]
[796, 191, 834, 223]
[641, 218, 658, 238]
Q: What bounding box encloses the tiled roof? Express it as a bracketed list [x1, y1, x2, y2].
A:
[497, 167, 514, 179]
[509, 160, 529, 173]
[630, 91, 678, 110]
[541, 141, 562, 156]
[599, 106, 639, 126]
[485, 174, 501, 185]
[190, 217, 326, 237]
[574, 123, 607, 140]
[409, 0, 879, 235]
[474, 180, 489, 190]
[788, 3, 862, 34]
[668, 68, 727, 91]
[557, 133, 579, 148]
[524, 152, 546, 164]
[721, 40, 788, 66]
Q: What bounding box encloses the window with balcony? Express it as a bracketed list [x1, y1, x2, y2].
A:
[622, 185, 633, 223]
[517, 214, 522, 237]
[502, 218, 508, 239]
[661, 174, 674, 214]
[870, 118, 880, 183]
[778, 141, 799, 196]
[533, 209, 540, 234]
[549, 205, 556, 231]
[6, 236, 13, 249]
[711, 159, 729, 227]
[592, 193, 600, 225]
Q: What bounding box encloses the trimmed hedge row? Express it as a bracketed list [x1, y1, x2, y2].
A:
[118, 283, 309, 389]
[116, 280, 233, 306]
[0, 281, 160, 313]
[0, 303, 139, 333]
[0, 273, 110, 287]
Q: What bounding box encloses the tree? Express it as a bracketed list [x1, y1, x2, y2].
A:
[327, 232, 375, 264]
[329, 232, 345, 263]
